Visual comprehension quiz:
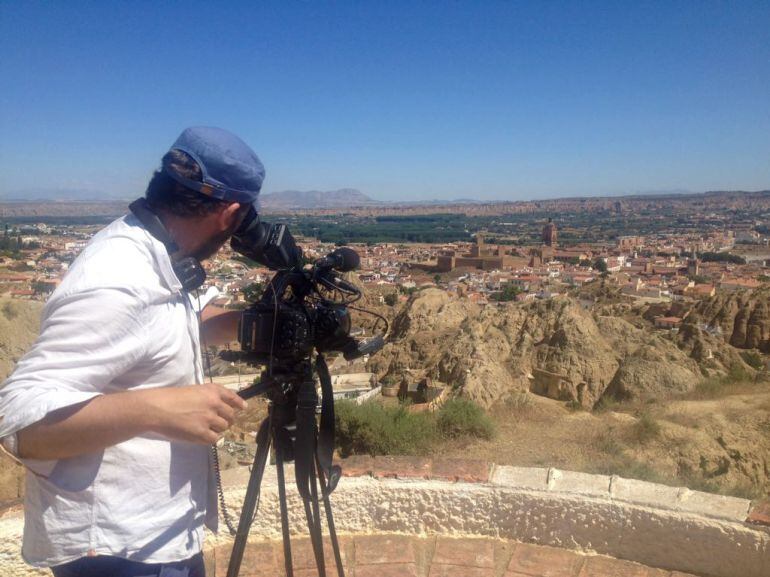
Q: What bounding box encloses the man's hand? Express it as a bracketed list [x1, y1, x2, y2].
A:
[16, 384, 247, 461]
[144, 383, 248, 445]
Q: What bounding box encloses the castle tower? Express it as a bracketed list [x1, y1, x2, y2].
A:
[542, 218, 557, 247]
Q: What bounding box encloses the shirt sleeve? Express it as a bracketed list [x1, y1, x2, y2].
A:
[0, 286, 149, 444]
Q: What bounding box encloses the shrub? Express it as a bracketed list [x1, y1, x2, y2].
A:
[740, 350, 765, 371]
[591, 427, 625, 456]
[335, 401, 436, 457]
[690, 377, 726, 399]
[436, 399, 495, 440]
[592, 396, 619, 413]
[504, 391, 535, 413]
[492, 284, 522, 302]
[565, 399, 586, 412]
[727, 362, 753, 382]
[335, 398, 495, 457]
[687, 367, 764, 400]
[2, 301, 19, 320]
[630, 410, 661, 444]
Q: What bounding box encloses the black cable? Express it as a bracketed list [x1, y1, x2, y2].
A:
[347, 304, 390, 335]
[196, 290, 238, 536]
[267, 275, 280, 378]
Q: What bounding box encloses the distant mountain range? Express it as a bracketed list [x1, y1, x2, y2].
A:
[0, 186, 496, 207]
[2, 187, 769, 217]
[259, 189, 496, 209]
[0, 188, 127, 202]
[259, 188, 381, 209]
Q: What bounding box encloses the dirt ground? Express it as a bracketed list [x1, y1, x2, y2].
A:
[440, 387, 770, 499]
[218, 384, 770, 500]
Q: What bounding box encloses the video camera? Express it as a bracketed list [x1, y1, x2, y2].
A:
[222, 205, 388, 577]
[227, 205, 386, 365]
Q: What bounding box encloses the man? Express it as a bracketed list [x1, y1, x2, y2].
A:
[0, 126, 263, 576]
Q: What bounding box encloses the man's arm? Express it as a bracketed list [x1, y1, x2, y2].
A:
[17, 383, 246, 461]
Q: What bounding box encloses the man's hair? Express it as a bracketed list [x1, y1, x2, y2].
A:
[145, 149, 228, 217]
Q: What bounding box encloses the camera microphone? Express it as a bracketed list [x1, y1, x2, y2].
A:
[315, 247, 360, 272]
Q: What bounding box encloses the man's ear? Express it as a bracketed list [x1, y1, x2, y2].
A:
[218, 202, 243, 231]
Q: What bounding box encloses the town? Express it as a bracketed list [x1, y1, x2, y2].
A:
[3, 192, 770, 330]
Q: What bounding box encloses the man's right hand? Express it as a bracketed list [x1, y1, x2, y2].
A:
[16, 383, 248, 461]
[144, 383, 248, 445]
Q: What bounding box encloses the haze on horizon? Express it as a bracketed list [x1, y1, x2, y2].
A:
[1, 2, 768, 202]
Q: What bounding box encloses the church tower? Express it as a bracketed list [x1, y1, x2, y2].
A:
[542, 218, 557, 247]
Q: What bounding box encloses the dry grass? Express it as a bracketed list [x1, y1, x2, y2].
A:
[0, 297, 43, 381]
[590, 426, 625, 456]
[592, 396, 620, 413]
[682, 370, 768, 401]
[439, 386, 770, 500]
[664, 409, 702, 429]
[502, 390, 535, 413]
[628, 410, 661, 444]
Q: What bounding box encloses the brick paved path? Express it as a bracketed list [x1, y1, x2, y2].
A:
[212, 534, 700, 577]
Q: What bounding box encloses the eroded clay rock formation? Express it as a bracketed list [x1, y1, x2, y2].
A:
[370, 289, 739, 408]
[694, 288, 770, 352]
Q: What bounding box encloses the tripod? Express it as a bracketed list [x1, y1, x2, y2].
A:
[226, 357, 345, 577]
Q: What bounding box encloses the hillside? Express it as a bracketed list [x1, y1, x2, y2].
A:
[2, 290, 768, 503]
[369, 289, 755, 408]
[0, 299, 43, 382]
[690, 288, 770, 353]
[370, 289, 769, 497]
[0, 298, 43, 504]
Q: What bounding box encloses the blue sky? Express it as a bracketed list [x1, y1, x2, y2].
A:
[1, 1, 768, 201]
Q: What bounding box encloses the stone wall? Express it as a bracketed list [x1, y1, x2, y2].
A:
[1, 458, 768, 577]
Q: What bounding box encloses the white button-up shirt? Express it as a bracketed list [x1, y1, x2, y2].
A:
[0, 214, 216, 567]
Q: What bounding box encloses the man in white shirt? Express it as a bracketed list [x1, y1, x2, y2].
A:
[0, 127, 263, 576]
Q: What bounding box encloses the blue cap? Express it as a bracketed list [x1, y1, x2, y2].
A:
[163, 126, 265, 204]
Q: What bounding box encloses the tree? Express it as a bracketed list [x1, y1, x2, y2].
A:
[494, 284, 522, 302]
[384, 293, 398, 306]
[433, 274, 441, 285]
[593, 257, 608, 273]
[700, 252, 746, 265]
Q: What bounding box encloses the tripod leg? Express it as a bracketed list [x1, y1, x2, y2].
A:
[275, 441, 294, 577]
[316, 455, 345, 577]
[303, 466, 327, 577]
[226, 417, 272, 577]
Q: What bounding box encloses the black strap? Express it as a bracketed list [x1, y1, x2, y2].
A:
[294, 354, 341, 501]
[128, 198, 179, 251]
[316, 354, 341, 494]
[293, 379, 318, 501]
[128, 198, 206, 292]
